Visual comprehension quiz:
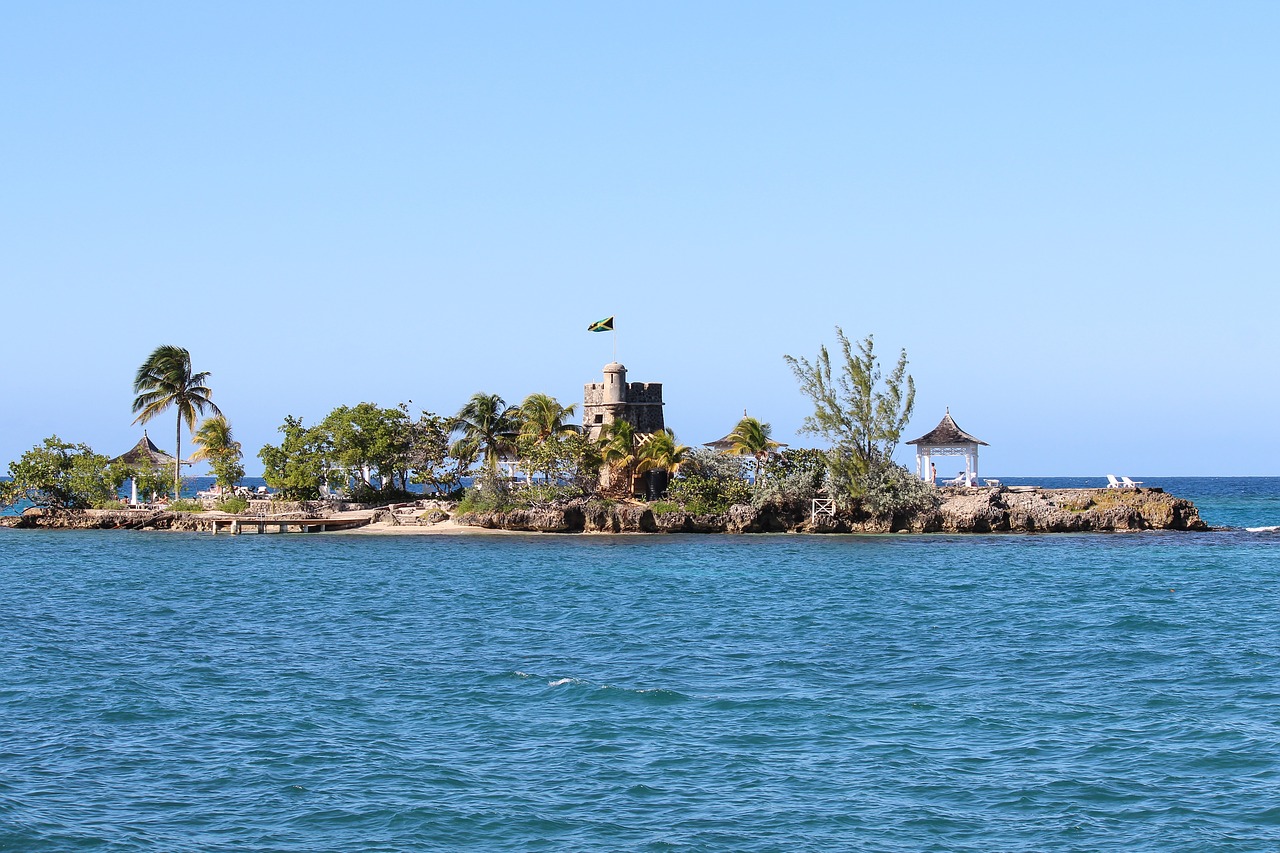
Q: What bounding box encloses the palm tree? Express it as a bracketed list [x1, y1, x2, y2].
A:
[726, 416, 782, 489]
[131, 345, 221, 500]
[517, 392, 580, 482]
[636, 429, 689, 479]
[518, 392, 578, 442]
[598, 419, 637, 495]
[450, 392, 519, 474]
[191, 414, 244, 493]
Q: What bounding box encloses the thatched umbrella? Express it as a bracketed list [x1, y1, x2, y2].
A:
[112, 432, 175, 505]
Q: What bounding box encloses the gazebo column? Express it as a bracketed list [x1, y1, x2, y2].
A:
[130, 477, 138, 506]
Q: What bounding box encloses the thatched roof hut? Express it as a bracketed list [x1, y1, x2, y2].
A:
[111, 432, 175, 467]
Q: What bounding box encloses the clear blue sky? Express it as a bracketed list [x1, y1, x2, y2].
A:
[3, 2, 1277, 476]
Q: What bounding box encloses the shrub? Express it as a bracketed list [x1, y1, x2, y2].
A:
[215, 495, 250, 514]
[854, 461, 940, 519]
[650, 500, 680, 516]
[168, 499, 205, 513]
[457, 469, 514, 514]
[0, 436, 126, 510]
[666, 474, 750, 515]
[751, 469, 820, 510]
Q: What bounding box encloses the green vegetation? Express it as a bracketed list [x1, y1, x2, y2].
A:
[0, 437, 127, 509]
[322, 402, 414, 491]
[665, 448, 752, 514]
[408, 412, 466, 497]
[167, 499, 205, 513]
[258, 415, 332, 500]
[786, 328, 934, 517]
[635, 429, 689, 498]
[214, 495, 250, 514]
[5, 329, 947, 529]
[191, 415, 245, 494]
[451, 393, 519, 474]
[751, 448, 827, 511]
[127, 463, 175, 505]
[722, 416, 782, 489]
[131, 345, 220, 500]
[598, 419, 637, 497]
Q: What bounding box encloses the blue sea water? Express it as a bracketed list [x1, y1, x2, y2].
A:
[2, 480, 1280, 850]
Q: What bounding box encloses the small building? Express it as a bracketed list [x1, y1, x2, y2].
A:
[112, 431, 176, 505]
[582, 362, 664, 440]
[906, 409, 988, 486]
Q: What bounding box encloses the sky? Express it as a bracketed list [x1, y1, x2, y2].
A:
[3, 2, 1277, 477]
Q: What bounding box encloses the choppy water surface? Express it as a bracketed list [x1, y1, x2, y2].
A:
[3, 512, 1280, 849]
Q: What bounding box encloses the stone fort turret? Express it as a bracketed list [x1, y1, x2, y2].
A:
[583, 362, 664, 440]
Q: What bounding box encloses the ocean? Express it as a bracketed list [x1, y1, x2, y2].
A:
[2, 478, 1279, 850]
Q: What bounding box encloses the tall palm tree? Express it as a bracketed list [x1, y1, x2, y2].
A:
[191, 414, 244, 493]
[518, 392, 578, 443]
[726, 416, 782, 489]
[598, 419, 637, 495]
[131, 345, 221, 500]
[516, 392, 580, 482]
[450, 392, 519, 474]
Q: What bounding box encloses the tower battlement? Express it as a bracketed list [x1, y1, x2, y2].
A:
[583, 363, 664, 439]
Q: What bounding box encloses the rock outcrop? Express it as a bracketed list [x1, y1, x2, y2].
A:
[2, 487, 1207, 535]
[454, 487, 1208, 535]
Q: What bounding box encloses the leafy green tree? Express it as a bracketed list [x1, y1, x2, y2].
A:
[131, 345, 221, 500]
[258, 415, 333, 500]
[408, 411, 465, 496]
[128, 463, 174, 504]
[191, 415, 245, 493]
[0, 436, 127, 509]
[322, 403, 412, 491]
[723, 416, 782, 489]
[451, 392, 519, 474]
[784, 328, 916, 503]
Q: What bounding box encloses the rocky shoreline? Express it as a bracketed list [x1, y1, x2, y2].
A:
[456, 486, 1208, 534]
[1, 487, 1208, 534]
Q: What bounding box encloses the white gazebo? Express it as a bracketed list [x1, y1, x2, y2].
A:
[906, 409, 988, 486]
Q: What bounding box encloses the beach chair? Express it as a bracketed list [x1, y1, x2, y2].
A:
[1121, 476, 1143, 489]
[1106, 474, 1123, 489]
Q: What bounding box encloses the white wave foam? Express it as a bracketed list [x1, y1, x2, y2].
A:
[548, 677, 582, 687]
[1245, 525, 1280, 533]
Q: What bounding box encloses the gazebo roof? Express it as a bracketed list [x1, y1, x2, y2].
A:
[703, 433, 788, 452]
[906, 411, 988, 447]
[112, 432, 175, 466]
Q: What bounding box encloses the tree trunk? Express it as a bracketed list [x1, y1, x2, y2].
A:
[174, 415, 182, 501]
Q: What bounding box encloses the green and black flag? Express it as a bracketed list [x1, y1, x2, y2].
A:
[587, 316, 614, 333]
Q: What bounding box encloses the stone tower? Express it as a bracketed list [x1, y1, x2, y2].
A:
[583, 362, 664, 440]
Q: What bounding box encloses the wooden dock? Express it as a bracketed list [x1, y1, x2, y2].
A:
[210, 515, 372, 535]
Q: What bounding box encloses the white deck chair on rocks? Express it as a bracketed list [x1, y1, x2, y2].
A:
[1106, 474, 1123, 489]
[1121, 476, 1143, 489]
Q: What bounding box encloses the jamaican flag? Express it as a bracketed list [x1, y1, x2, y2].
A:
[587, 316, 614, 333]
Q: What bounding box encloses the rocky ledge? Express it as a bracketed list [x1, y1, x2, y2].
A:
[0, 508, 207, 531]
[456, 487, 1208, 535]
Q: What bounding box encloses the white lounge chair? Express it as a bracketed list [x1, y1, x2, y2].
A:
[1121, 476, 1143, 489]
[1106, 474, 1123, 489]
